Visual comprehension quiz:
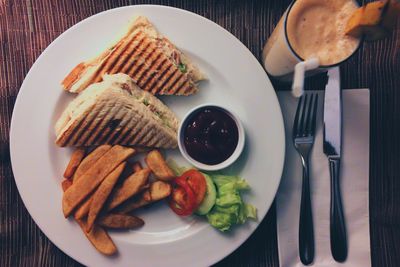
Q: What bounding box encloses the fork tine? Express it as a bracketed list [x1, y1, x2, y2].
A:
[310, 94, 319, 136]
[304, 94, 314, 135]
[299, 94, 308, 136]
[293, 96, 303, 138]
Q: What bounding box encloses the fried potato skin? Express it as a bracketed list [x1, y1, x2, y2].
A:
[145, 150, 175, 181]
[86, 163, 126, 232]
[76, 218, 117, 256]
[61, 177, 117, 256]
[63, 145, 135, 217]
[64, 148, 86, 179]
[106, 168, 151, 211]
[116, 181, 172, 213]
[73, 145, 112, 181]
[98, 214, 144, 229]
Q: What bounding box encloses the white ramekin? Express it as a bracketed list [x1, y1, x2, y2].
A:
[177, 104, 245, 171]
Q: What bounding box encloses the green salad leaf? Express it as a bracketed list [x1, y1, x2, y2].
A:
[206, 174, 257, 232]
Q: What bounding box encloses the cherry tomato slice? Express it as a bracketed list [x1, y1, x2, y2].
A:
[168, 177, 196, 216]
[176, 170, 207, 207]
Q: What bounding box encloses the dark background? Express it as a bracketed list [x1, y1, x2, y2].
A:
[0, 0, 399, 266]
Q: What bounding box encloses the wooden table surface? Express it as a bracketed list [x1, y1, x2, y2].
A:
[1, 0, 399, 266]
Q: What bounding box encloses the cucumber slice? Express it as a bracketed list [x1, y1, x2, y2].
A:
[196, 173, 217, 215]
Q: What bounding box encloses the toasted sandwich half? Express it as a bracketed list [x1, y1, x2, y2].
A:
[55, 73, 179, 148]
[62, 16, 205, 96]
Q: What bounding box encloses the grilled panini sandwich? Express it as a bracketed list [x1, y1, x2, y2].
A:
[55, 73, 179, 148]
[62, 16, 205, 96]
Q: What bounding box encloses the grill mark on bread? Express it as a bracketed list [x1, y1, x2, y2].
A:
[167, 76, 187, 95]
[93, 31, 144, 83]
[172, 80, 190, 95]
[139, 121, 160, 146]
[147, 131, 163, 147]
[95, 101, 125, 143]
[96, 39, 132, 81]
[145, 60, 171, 94]
[120, 34, 146, 73]
[125, 41, 153, 78]
[156, 135, 171, 148]
[150, 63, 175, 94]
[123, 114, 149, 145]
[135, 45, 166, 89]
[67, 102, 108, 146]
[160, 70, 184, 94]
[85, 100, 121, 145]
[129, 43, 158, 82]
[109, 32, 143, 75]
[126, 116, 151, 145]
[132, 45, 159, 85]
[111, 112, 138, 144]
[152, 135, 167, 147]
[92, 41, 127, 84]
[102, 109, 130, 144]
[77, 99, 115, 146]
[96, 103, 128, 144]
[57, 113, 87, 146]
[137, 53, 163, 88]
[119, 110, 145, 144]
[182, 82, 196, 95]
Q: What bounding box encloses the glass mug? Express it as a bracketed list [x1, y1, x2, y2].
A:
[262, 0, 361, 95]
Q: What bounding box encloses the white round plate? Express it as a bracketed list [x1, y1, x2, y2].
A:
[10, 5, 285, 267]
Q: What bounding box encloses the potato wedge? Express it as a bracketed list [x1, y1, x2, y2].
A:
[87, 163, 126, 232]
[73, 145, 114, 219]
[145, 150, 175, 181]
[117, 181, 172, 213]
[106, 168, 151, 211]
[149, 180, 173, 201]
[75, 161, 132, 220]
[61, 179, 73, 192]
[98, 214, 144, 229]
[61, 174, 117, 256]
[63, 148, 86, 179]
[73, 145, 112, 181]
[76, 218, 117, 256]
[63, 145, 135, 217]
[74, 196, 93, 219]
[132, 161, 143, 172]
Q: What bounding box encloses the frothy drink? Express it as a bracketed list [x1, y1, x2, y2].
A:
[287, 0, 359, 65]
[263, 0, 360, 77]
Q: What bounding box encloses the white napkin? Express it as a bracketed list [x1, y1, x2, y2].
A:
[276, 89, 371, 267]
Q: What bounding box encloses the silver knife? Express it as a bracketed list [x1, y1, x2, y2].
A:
[323, 67, 348, 262]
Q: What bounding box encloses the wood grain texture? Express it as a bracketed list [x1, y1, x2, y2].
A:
[0, 0, 399, 266]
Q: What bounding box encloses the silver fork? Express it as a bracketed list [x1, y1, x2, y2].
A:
[293, 93, 319, 265]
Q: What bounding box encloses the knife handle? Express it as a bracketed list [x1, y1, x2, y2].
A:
[329, 157, 348, 262]
[299, 159, 314, 265]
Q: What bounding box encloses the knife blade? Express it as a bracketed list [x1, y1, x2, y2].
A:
[323, 67, 348, 262]
[323, 67, 341, 157]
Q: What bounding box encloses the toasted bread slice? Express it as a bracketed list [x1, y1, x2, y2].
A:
[55, 73, 179, 148]
[62, 16, 205, 95]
